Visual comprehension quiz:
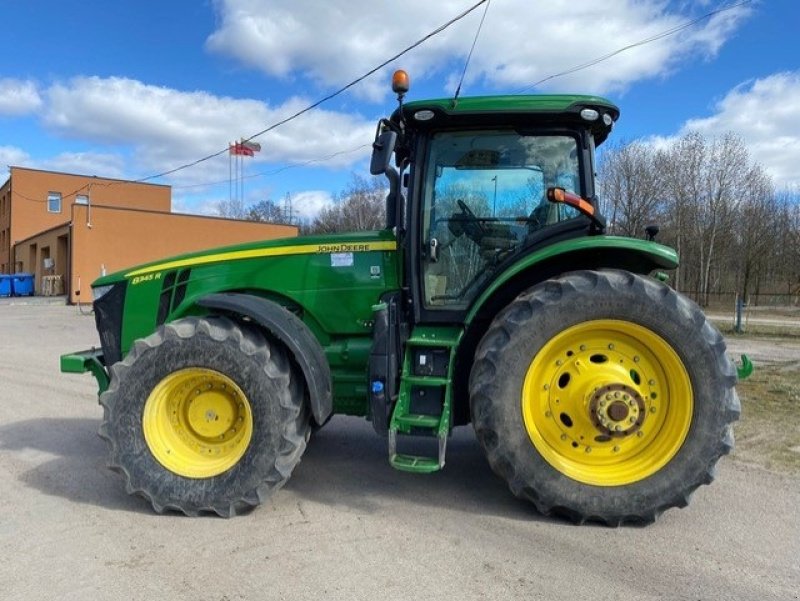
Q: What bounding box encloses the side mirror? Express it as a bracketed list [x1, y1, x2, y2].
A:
[370, 130, 397, 175]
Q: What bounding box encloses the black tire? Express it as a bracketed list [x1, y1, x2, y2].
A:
[469, 270, 740, 525]
[99, 316, 310, 517]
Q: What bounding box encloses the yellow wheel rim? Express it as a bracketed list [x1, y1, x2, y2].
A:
[521, 320, 692, 486]
[143, 368, 253, 479]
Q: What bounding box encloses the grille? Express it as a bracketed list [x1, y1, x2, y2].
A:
[156, 269, 192, 326]
[93, 281, 127, 366]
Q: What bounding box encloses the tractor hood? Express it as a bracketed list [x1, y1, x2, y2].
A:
[92, 230, 398, 289]
[89, 229, 401, 367]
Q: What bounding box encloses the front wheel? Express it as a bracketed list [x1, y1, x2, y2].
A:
[99, 316, 310, 516]
[469, 270, 740, 525]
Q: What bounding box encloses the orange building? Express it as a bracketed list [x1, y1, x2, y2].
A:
[1, 167, 297, 303]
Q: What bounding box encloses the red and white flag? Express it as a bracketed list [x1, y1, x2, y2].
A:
[229, 142, 254, 157]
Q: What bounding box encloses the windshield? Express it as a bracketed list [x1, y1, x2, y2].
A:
[421, 130, 582, 309]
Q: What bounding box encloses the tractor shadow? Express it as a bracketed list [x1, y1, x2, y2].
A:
[0, 417, 151, 514]
[0, 415, 554, 523]
[286, 415, 551, 522]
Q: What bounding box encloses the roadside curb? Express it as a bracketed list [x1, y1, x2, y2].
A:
[0, 295, 68, 307]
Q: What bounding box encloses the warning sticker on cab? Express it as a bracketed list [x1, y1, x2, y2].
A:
[331, 252, 354, 267]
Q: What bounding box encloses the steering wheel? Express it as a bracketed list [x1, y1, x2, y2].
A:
[451, 199, 486, 242]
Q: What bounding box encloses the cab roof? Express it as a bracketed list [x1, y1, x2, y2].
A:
[392, 94, 620, 145]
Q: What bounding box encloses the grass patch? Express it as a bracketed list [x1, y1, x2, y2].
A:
[732, 362, 800, 473]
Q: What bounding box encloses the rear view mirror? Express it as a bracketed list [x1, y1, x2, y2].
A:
[370, 130, 397, 175]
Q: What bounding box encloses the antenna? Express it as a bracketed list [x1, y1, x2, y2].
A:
[453, 0, 492, 106]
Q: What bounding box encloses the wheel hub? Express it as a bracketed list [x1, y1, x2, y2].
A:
[520, 319, 693, 486]
[590, 383, 645, 437]
[143, 368, 253, 479]
[187, 388, 238, 439]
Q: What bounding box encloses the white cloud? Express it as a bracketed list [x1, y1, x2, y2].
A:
[40, 152, 126, 179]
[0, 79, 42, 115]
[288, 190, 334, 222]
[679, 72, 800, 188]
[42, 76, 376, 186]
[171, 195, 221, 216]
[206, 0, 752, 99]
[0, 145, 124, 181]
[0, 146, 31, 170]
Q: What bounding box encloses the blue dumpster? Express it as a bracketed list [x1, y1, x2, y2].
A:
[0, 274, 11, 297]
[12, 273, 35, 297]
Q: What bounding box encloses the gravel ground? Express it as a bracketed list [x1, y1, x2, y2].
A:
[1, 304, 798, 601]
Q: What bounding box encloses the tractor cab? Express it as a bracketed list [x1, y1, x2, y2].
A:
[372, 71, 619, 319]
[366, 73, 654, 472]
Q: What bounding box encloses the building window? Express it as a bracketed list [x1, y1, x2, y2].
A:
[75, 194, 89, 205]
[48, 192, 62, 213]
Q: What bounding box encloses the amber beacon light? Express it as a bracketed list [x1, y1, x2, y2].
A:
[392, 70, 410, 96]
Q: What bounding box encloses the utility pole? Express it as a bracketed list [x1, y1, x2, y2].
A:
[492, 175, 498, 216]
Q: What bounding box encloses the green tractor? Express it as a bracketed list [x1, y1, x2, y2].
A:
[62, 72, 740, 524]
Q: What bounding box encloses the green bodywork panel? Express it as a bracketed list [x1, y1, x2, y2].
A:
[99, 230, 401, 416]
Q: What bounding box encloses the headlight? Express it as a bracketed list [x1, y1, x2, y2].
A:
[92, 284, 115, 301]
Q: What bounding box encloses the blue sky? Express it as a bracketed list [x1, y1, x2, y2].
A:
[1, 0, 797, 221]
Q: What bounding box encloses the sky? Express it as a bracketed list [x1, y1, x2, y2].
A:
[1, 0, 798, 222]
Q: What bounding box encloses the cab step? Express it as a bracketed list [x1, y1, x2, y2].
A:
[388, 326, 462, 473]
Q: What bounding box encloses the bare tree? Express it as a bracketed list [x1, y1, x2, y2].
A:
[597, 141, 663, 237]
[247, 198, 285, 223]
[598, 132, 794, 305]
[733, 166, 775, 301]
[310, 175, 386, 233]
[216, 197, 249, 219]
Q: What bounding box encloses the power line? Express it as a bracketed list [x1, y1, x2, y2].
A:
[12, 180, 106, 204]
[513, 0, 752, 94]
[135, 0, 489, 184]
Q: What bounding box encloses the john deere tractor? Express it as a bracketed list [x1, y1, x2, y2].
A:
[62, 71, 740, 524]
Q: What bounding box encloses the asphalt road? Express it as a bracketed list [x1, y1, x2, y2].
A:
[1, 304, 798, 601]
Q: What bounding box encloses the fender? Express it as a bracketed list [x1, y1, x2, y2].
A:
[197, 293, 333, 425]
[466, 236, 679, 325]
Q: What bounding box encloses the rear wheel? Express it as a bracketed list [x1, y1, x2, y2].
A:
[470, 270, 739, 525]
[100, 316, 310, 516]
